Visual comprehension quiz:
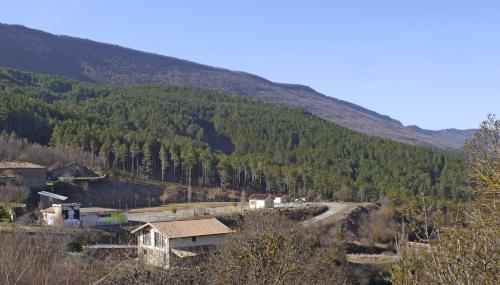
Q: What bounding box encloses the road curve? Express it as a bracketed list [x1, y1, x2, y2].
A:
[303, 202, 348, 225]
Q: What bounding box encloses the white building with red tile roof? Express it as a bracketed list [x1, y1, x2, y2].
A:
[248, 193, 274, 209]
[131, 218, 233, 268]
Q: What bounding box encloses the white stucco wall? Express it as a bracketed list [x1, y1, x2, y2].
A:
[137, 228, 170, 267]
[169, 234, 228, 248]
[80, 214, 98, 227]
[136, 227, 229, 268]
[249, 199, 274, 209]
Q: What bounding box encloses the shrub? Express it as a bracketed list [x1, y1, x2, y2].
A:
[66, 241, 82, 252]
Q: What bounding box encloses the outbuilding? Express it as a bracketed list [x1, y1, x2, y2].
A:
[41, 203, 81, 227]
[38, 191, 68, 209]
[0, 161, 47, 188]
[248, 193, 274, 209]
[274, 195, 288, 206]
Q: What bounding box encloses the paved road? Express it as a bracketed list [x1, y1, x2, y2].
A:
[303, 202, 348, 225]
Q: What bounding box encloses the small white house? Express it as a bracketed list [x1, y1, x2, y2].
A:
[41, 203, 81, 227]
[248, 194, 274, 209]
[274, 195, 288, 206]
[131, 218, 233, 268]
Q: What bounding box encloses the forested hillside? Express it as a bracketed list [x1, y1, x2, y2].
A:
[0, 68, 465, 206]
[0, 23, 475, 150]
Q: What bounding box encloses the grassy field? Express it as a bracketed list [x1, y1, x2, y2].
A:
[129, 201, 238, 213]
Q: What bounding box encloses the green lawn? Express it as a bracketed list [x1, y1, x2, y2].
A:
[129, 202, 237, 213]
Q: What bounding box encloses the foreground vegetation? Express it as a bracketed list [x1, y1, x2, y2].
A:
[0, 211, 358, 285]
[0, 68, 466, 209]
[390, 115, 499, 284]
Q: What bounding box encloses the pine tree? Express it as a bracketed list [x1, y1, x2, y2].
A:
[182, 146, 197, 202]
[142, 141, 152, 177]
[159, 142, 169, 181]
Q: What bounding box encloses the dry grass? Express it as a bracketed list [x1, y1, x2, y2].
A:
[0, 230, 98, 284]
[346, 254, 398, 265]
[0, 202, 25, 208]
[129, 201, 236, 213]
[318, 203, 367, 225]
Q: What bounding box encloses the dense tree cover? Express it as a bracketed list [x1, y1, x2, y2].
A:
[0, 68, 466, 205]
[0, 23, 473, 150]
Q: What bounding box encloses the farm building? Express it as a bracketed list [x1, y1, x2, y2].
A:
[0, 161, 47, 188]
[131, 218, 233, 268]
[38, 191, 127, 227]
[50, 162, 105, 182]
[38, 191, 68, 209]
[39, 195, 127, 227]
[248, 193, 274, 209]
[41, 202, 81, 227]
[274, 195, 288, 206]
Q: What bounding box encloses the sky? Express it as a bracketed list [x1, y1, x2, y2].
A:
[1, 0, 499, 130]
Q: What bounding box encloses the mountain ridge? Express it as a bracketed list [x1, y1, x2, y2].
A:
[0, 23, 474, 150]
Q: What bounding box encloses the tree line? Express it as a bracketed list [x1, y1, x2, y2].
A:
[0, 67, 466, 207]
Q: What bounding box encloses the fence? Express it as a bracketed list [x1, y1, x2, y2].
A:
[130, 202, 312, 223]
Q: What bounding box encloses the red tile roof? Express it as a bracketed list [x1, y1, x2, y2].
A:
[248, 194, 273, 200]
[131, 218, 233, 239]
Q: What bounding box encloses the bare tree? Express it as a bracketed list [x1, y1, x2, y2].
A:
[207, 212, 352, 285]
[0, 230, 98, 285]
[390, 114, 500, 285]
[358, 197, 399, 244]
[0, 185, 30, 204]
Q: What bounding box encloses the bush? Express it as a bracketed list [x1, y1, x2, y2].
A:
[207, 212, 352, 284]
[358, 198, 399, 244]
[0, 231, 98, 284]
[66, 241, 82, 252]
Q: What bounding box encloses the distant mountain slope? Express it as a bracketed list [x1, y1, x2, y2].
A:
[0, 23, 474, 149]
[407, 125, 476, 149]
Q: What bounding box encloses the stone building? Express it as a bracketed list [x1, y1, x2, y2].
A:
[0, 161, 47, 188]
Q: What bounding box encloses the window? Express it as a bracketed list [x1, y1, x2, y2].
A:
[155, 232, 164, 247]
[143, 230, 151, 246]
[192, 236, 197, 242]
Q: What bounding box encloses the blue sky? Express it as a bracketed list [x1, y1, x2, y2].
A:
[1, 0, 499, 130]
